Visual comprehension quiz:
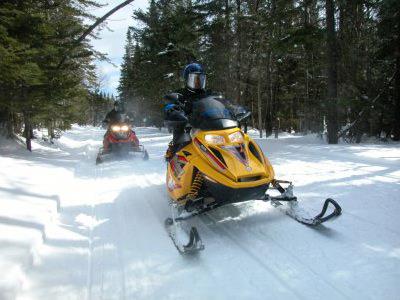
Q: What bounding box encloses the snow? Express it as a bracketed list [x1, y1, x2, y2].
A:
[1, 126, 400, 299]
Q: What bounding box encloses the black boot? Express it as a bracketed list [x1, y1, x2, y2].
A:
[165, 141, 176, 161]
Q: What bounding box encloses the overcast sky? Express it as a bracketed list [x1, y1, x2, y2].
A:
[91, 0, 149, 96]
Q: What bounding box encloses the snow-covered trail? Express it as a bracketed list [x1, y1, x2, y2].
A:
[1, 126, 399, 300]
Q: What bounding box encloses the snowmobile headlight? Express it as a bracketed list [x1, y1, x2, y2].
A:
[229, 131, 244, 143]
[205, 134, 225, 145]
[120, 125, 129, 131]
[111, 125, 121, 131]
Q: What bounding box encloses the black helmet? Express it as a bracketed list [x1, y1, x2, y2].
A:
[183, 63, 206, 91]
[114, 101, 124, 113]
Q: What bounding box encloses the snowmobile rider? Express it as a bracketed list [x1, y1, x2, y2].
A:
[163, 63, 210, 160]
[102, 101, 139, 152]
[164, 63, 246, 161]
[103, 101, 124, 126]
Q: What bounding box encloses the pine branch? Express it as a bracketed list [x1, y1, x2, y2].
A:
[57, 0, 135, 70]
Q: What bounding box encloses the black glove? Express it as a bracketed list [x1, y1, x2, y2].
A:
[166, 108, 188, 123]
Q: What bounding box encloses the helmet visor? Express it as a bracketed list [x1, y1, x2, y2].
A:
[187, 73, 206, 90]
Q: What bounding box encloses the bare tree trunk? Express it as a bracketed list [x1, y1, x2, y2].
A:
[325, 0, 339, 143]
[268, 50, 274, 135]
[257, 60, 263, 138]
[256, 19, 266, 139]
[48, 121, 55, 141]
[251, 100, 255, 129]
[23, 111, 32, 152]
[393, 11, 400, 141]
[224, 0, 231, 96]
[235, 0, 242, 104]
[301, 1, 312, 134]
[275, 118, 280, 139]
[6, 110, 14, 138]
[264, 49, 272, 135]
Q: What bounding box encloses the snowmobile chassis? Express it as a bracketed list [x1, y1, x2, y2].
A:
[165, 179, 342, 254]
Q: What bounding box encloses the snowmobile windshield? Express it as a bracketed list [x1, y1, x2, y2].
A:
[108, 114, 130, 127]
[116, 114, 130, 123]
[191, 96, 238, 130]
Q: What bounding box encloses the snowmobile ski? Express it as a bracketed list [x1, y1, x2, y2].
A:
[164, 183, 341, 253]
[173, 181, 341, 227]
[96, 153, 103, 165]
[264, 180, 342, 226]
[164, 217, 204, 254]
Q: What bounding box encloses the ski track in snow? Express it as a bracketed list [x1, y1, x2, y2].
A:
[0, 126, 399, 300]
[199, 211, 350, 300]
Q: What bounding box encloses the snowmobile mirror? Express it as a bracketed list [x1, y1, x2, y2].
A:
[236, 111, 251, 122]
[236, 111, 251, 133]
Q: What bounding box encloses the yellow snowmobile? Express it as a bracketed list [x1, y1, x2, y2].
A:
[165, 96, 341, 254]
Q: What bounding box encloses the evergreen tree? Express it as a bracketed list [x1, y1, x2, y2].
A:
[376, 0, 400, 140]
[0, 0, 102, 149]
[117, 0, 398, 142]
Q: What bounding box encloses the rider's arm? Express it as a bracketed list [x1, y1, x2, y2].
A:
[163, 93, 186, 120]
[163, 93, 188, 124]
[102, 112, 112, 127]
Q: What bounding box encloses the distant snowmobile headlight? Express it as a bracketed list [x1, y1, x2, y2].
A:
[204, 134, 225, 145]
[229, 131, 244, 143]
[111, 125, 121, 132]
[120, 125, 129, 131]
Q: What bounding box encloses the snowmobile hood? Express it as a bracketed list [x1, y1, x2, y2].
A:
[190, 127, 275, 188]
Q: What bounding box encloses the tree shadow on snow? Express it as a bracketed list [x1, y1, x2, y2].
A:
[0, 216, 46, 241]
[0, 186, 60, 212]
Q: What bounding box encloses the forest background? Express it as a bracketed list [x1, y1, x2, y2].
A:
[0, 0, 399, 148]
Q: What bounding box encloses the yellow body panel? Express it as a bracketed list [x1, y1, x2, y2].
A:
[166, 143, 197, 201]
[167, 127, 275, 203]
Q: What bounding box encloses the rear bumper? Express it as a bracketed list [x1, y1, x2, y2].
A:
[204, 178, 269, 204]
[108, 143, 144, 153]
[110, 142, 132, 151]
